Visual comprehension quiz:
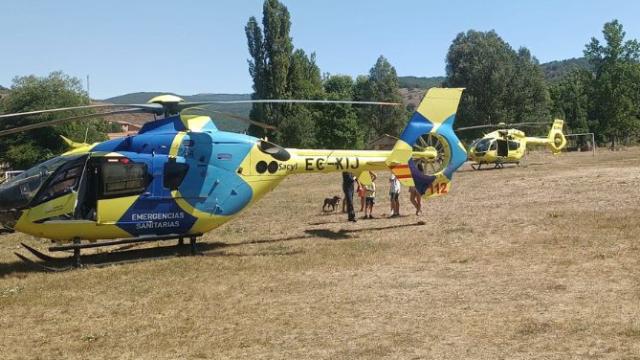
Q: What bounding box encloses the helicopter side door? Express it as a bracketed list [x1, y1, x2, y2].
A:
[25, 155, 89, 223]
[496, 139, 509, 157]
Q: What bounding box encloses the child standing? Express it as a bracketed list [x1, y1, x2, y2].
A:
[389, 173, 401, 217]
[364, 172, 377, 219]
[356, 180, 366, 212]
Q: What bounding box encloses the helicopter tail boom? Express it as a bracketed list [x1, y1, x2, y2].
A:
[283, 149, 391, 175]
[525, 119, 567, 153]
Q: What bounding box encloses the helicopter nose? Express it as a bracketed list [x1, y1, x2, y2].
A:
[0, 183, 30, 228]
[0, 179, 35, 212]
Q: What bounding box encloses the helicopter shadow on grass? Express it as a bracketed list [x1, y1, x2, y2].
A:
[241, 221, 426, 243]
[0, 241, 230, 276]
[1, 222, 426, 275]
[458, 161, 549, 173]
[202, 221, 425, 259]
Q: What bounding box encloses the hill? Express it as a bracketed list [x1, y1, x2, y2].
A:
[105, 55, 594, 130]
[398, 76, 445, 89]
[105, 92, 252, 132]
[397, 58, 593, 90]
[540, 57, 592, 82]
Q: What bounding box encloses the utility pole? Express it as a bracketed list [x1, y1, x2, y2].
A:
[86, 75, 91, 99]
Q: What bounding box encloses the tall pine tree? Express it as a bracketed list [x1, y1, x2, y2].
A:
[245, 0, 323, 146]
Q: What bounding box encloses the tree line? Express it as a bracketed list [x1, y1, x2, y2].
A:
[245, 0, 406, 149]
[445, 20, 640, 146]
[551, 20, 640, 147]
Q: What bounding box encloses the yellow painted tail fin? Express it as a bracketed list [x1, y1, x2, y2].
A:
[547, 119, 566, 154]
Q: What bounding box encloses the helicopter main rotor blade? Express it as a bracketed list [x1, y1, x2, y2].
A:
[177, 99, 402, 111]
[456, 121, 549, 131]
[0, 103, 163, 120]
[209, 110, 276, 130]
[456, 124, 502, 131]
[184, 108, 277, 130]
[502, 121, 549, 128]
[0, 108, 148, 137]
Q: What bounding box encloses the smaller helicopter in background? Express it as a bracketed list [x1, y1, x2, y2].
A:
[459, 119, 567, 170]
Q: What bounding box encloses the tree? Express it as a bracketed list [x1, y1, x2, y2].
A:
[277, 49, 323, 147]
[508, 48, 550, 123]
[549, 69, 592, 134]
[445, 30, 550, 140]
[445, 30, 515, 137]
[583, 20, 640, 147]
[245, 0, 324, 147]
[316, 75, 362, 149]
[0, 71, 115, 169]
[245, 16, 268, 136]
[584, 20, 640, 75]
[355, 56, 406, 144]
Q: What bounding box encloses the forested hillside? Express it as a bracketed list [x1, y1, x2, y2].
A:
[540, 57, 592, 82]
[398, 76, 445, 89]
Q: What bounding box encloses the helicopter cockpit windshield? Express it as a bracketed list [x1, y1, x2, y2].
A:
[0, 155, 83, 211]
[473, 138, 492, 153]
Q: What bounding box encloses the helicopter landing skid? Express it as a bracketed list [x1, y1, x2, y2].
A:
[471, 162, 507, 170]
[14, 250, 71, 272]
[15, 233, 203, 271]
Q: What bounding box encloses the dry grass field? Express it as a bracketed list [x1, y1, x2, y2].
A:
[1, 148, 639, 359]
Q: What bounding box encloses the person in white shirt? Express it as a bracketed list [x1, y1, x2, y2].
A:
[389, 173, 401, 217]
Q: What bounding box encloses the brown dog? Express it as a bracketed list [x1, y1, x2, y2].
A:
[322, 196, 341, 212]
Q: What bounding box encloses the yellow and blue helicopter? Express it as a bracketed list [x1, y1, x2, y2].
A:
[0, 88, 466, 267]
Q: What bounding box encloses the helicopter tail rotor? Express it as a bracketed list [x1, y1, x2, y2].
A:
[547, 119, 567, 154]
[385, 88, 466, 199]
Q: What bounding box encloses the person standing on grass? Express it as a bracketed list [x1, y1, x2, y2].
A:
[409, 186, 422, 215]
[363, 172, 377, 219]
[342, 171, 357, 222]
[356, 179, 366, 212]
[409, 162, 424, 215]
[389, 173, 401, 217]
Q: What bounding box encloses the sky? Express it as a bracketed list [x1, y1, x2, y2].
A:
[1, 0, 639, 99]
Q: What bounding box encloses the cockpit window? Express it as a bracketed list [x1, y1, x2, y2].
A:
[474, 139, 491, 152]
[31, 156, 87, 206]
[0, 155, 81, 194]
